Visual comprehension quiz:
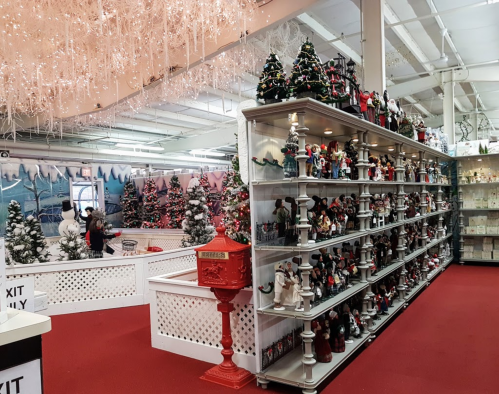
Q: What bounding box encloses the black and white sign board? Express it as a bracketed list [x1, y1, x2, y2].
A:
[4, 278, 34, 313]
[0, 359, 42, 394]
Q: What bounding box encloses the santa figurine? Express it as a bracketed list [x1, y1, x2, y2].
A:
[359, 90, 374, 121]
[416, 119, 427, 144]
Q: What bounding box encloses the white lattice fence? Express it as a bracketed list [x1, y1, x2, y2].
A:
[156, 292, 255, 356]
[149, 237, 183, 251]
[147, 253, 197, 277]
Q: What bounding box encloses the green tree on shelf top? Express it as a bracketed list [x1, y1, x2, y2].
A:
[288, 40, 330, 101]
[256, 52, 288, 102]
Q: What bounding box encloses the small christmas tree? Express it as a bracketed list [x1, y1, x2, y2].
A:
[141, 178, 162, 229]
[199, 173, 214, 225]
[121, 181, 141, 228]
[181, 178, 214, 247]
[6, 222, 34, 265]
[58, 229, 89, 261]
[256, 52, 288, 103]
[223, 151, 251, 244]
[164, 175, 185, 229]
[5, 200, 24, 243]
[288, 40, 330, 101]
[25, 215, 50, 263]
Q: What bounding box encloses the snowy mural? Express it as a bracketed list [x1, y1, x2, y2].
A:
[0, 160, 130, 237]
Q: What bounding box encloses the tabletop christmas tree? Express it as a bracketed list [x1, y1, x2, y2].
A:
[141, 178, 162, 229]
[181, 178, 214, 247]
[165, 175, 185, 229]
[199, 173, 214, 225]
[5, 200, 34, 264]
[58, 229, 89, 261]
[25, 215, 50, 263]
[121, 181, 141, 228]
[288, 40, 330, 101]
[223, 151, 251, 244]
[5, 200, 24, 242]
[256, 52, 288, 104]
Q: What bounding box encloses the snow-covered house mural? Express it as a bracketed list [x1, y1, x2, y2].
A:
[0, 160, 130, 236]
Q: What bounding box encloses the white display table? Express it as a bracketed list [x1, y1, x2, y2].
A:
[0, 309, 51, 394]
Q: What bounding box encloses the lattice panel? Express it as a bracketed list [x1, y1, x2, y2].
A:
[156, 292, 255, 355]
[149, 238, 183, 251]
[148, 254, 197, 277]
[7, 265, 136, 304]
[108, 237, 149, 251]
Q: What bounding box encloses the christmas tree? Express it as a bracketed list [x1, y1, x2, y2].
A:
[223, 152, 251, 244]
[5, 200, 24, 243]
[181, 178, 214, 247]
[256, 52, 288, 103]
[199, 173, 214, 225]
[58, 229, 89, 261]
[164, 175, 185, 229]
[141, 178, 162, 229]
[121, 181, 141, 228]
[288, 40, 330, 101]
[25, 215, 50, 263]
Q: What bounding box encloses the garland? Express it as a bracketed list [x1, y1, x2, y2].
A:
[258, 282, 275, 294]
[252, 157, 284, 169]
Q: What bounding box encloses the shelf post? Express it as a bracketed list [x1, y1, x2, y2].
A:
[299, 251, 314, 316]
[437, 213, 444, 239]
[296, 183, 311, 246]
[396, 222, 406, 300]
[301, 320, 316, 384]
[458, 162, 464, 264]
[356, 131, 366, 181]
[396, 144, 405, 223]
[295, 112, 309, 180]
[358, 235, 368, 283]
[419, 151, 428, 214]
[361, 288, 371, 330]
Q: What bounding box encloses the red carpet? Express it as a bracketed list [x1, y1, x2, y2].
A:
[43, 264, 499, 394]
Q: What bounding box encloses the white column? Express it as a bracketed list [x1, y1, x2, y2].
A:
[470, 112, 478, 141]
[362, 0, 386, 93]
[443, 71, 455, 145]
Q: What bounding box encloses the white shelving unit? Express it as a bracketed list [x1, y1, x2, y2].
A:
[457, 154, 499, 264]
[243, 98, 454, 394]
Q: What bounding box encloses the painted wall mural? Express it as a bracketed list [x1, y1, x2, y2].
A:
[0, 160, 130, 237]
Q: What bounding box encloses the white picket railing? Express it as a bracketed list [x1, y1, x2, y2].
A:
[148, 270, 256, 373]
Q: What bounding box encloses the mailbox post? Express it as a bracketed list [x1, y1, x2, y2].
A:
[195, 227, 254, 389]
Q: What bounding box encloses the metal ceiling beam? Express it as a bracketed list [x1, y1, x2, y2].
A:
[114, 116, 192, 134]
[161, 127, 238, 153]
[296, 13, 362, 64]
[175, 99, 238, 119]
[424, 109, 499, 128]
[138, 108, 217, 126]
[202, 86, 249, 103]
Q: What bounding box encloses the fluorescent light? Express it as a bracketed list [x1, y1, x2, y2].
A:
[100, 149, 225, 163]
[116, 143, 164, 151]
[190, 150, 225, 157]
[478, 159, 483, 161]
[324, 130, 333, 135]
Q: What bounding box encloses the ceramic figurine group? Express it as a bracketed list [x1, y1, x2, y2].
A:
[309, 195, 358, 241]
[273, 257, 304, 311]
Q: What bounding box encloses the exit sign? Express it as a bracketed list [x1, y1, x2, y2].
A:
[82, 167, 91, 177]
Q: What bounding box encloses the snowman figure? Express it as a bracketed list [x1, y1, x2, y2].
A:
[59, 200, 80, 236]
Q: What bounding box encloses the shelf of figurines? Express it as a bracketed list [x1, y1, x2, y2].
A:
[256, 256, 451, 390]
[254, 209, 451, 252]
[242, 98, 451, 160]
[460, 259, 499, 263]
[256, 233, 452, 321]
[252, 178, 451, 187]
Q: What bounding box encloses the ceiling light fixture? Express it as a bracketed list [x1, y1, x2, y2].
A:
[352, 138, 359, 142]
[388, 148, 395, 151]
[116, 143, 164, 151]
[412, 154, 417, 158]
[324, 130, 333, 135]
[290, 113, 299, 126]
[371, 143, 378, 147]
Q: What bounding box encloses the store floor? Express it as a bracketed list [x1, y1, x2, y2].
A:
[43, 264, 499, 394]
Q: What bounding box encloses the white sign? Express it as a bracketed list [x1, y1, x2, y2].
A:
[5, 278, 34, 313]
[0, 239, 7, 323]
[0, 359, 42, 394]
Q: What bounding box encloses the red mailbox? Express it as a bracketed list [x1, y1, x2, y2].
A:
[196, 227, 251, 289]
[195, 227, 254, 389]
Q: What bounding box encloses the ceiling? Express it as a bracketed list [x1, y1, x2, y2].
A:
[3, 0, 499, 167]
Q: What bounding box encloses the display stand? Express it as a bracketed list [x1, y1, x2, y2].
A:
[457, 153, 499, 264]
[243, 98, 453, 393]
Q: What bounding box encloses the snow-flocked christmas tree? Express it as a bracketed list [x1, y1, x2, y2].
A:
[288, 40, 330, 101]
[58, 230, 89, 261]
[141, 178, 162, 229]
[25, 215, 50, 263]
[164, 175, 185, 229]
[223, 150, 251, 244]
[5, 200, 34, 265]
[256, 52, 288, 103]
[121, 181, 141, 228]
[181, 177, 214, 247]
[198, 173, 214, 225]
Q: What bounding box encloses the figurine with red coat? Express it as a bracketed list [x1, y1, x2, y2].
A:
[312, 318, 333, 363]
[359, 90, 374, 121]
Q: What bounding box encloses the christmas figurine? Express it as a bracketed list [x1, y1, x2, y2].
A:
[306, 143, 314, 177]
[359, 90, 374, 121]
[312, 318, 333, 363]
[328, 310, 346, 353]
[273, 262, 291, 310]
